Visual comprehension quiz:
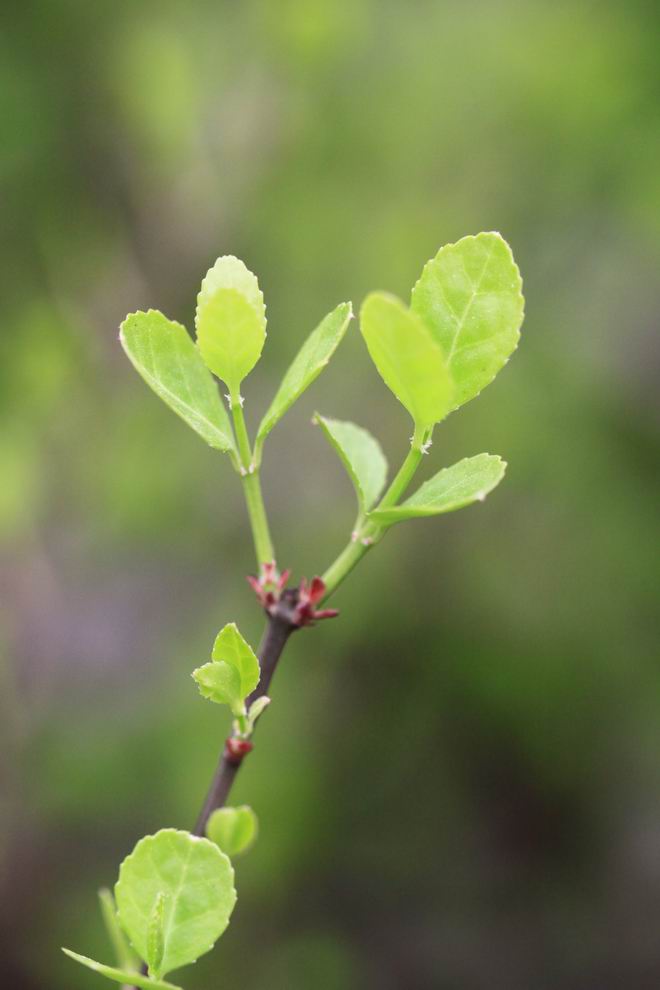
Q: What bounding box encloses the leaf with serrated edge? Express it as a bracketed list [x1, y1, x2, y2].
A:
[62, 949, 182, 990]
[369, 454, 506, 524]
[114, 829, 236, 978]
[206, 806, 258, 858]
[192, 661, 243, 714]
[195, 257, 266, 396]
[198, 256, 266, 326]
[212, 623, 260, 698]
[314, 415, 387, 515]
[411, 232, 524, 409]
[360, 293, 454, 428]
[256, 302, 352, 447]
[120, 310, 235, 453]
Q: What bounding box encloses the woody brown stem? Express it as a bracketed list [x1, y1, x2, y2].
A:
[192, 591, 300, 836]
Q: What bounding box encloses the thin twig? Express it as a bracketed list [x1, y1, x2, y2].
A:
[128, 591, 301, 990]
[193, 590, 300, 836]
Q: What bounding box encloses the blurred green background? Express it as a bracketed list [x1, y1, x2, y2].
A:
[2, 1, 659, 987]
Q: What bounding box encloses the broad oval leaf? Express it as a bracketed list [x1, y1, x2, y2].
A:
[196, 288, 266, 396]
[256, 302, 353, 447]
[192, 660, 243, 714]
[314, 414, 387, 515]
[115, 830, 236, 978]
[212, 623, 260, 698]
[120, 310, 235, 453]
[411, 232, 524, 409]
[360, 292, 454, 428]
[62, 949, 182, 990]
[369, 453, 506, 525]
[206, 805, 258, 858]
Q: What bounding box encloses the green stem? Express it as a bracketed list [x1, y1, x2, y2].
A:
[377, 423, 428, 510]
[241, 471, 275, 567]
[321, 535, 374, 597]
[321, 424, 430, 600]
[231, 397, 276, 567]
[231, 395, 252, 468]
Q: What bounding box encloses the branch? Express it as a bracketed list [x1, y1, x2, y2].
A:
[192, 590, 300, 836]
[127, 592, 301, 990]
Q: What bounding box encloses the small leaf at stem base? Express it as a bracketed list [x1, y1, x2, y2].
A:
[206, 805, 258, 857]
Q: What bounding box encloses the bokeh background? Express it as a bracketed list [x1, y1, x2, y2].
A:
[2, 1, 660, 987]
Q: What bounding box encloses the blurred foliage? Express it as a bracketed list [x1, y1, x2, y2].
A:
[2, 1, 659, 988]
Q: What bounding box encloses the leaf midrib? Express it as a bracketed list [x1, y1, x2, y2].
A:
[444, 239, 497, 364]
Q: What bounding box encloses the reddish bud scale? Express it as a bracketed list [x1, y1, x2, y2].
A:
[247, 566, 339, 626]
[293, 576, 339, 626]
[224, 737, 254, 765]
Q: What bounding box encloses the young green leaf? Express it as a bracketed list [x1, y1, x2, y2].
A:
[206, 805, 258, 858]
[61, 949, 182, 990]
[314, 414, 387, 516]
[120, 310, 235, 453]
[192, 660, 243, 715]
[411, 232, 524, 409]
[146, 892, 166, 978]
[198, 255, 266, 324]
[247, 695, 271, 732]
[98, 888, 141, 973]
[359, 293, 454, 428]
[114, 829, 236, 978]
[192, 623, 260, 716]
[211, 623, 260, 698]
[255, 302, 353, 450]
[369, 453, 506, 525]
[195, 257, 266, 396]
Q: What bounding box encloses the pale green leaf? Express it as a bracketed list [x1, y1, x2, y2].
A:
[256, 302, 352, 447]
[359, 293, 454, 428]
[206, 806, 258, 858]
[247, 696, 270, 732]
[115, 829, 236, 978]
[195, 257, 266, 395]
[120, 310, 235, 453]
[62, 949, 182, 990]
[197, 255, 266, 325]
[196, 289, 266, 395]
[212, 623, 260, 698]
[98, 888, 141, 973]
[369, 454, 506, 525]
[192, 661, 243, 715]
[314, 414, 387, 515]
[146, 892, 166, 978]
[411, 232, 524, 409]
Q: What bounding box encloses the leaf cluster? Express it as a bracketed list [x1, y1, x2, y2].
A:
[65, 231, 524, 989]
[120, 233, 523, 546]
